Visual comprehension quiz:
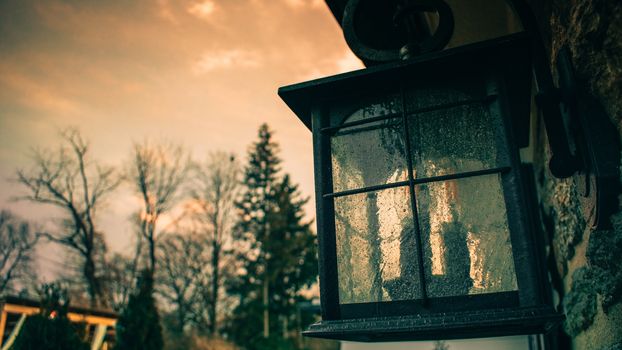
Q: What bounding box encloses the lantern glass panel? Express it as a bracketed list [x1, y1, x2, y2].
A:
[334, 186, 422, 304]
[329, 96, 400, 127]
[331, 103, 405, 193]
[406, 88, 508, 178]
[416, 173, 518, 298]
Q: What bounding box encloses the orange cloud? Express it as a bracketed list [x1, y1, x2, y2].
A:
[0, 0, 354, 262]
[192, 49, 262, 74]
[188, 0, 216, 20]
[281, 0, 324, 9]
[0, 65, 79, 115]
[299, 50, 363, 80]
[157, 0, 179, 23]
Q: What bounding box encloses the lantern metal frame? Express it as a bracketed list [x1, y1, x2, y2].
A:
[279, 33, 563, 342]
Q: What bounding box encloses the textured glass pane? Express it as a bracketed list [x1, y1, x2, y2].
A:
[330, 96, 399, 127]
[415, 174, 517, 298]
[335, 186, 422, 304]
[331, 121, 406, 192]
[407, 88, 502, 178]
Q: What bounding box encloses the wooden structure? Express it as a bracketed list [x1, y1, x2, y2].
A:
[0, 296, 117, 350]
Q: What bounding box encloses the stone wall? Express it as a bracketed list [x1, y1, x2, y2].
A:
[527, 1, 622, 349]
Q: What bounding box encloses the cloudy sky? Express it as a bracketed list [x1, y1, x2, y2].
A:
[0, 0, 363, 276]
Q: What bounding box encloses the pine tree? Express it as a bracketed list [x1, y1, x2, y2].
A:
[228, 124, 317, 349]
[267, 175, 317, 320]
[115, 270, 163, 350]
[236, 123, 281, 248]
[11, 284, 89, 350]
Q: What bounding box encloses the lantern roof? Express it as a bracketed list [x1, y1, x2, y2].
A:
[279, 33, 531, 146]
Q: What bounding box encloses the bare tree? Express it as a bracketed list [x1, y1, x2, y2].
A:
[128, 140, 190, 277]
[187, 152, 240, 335]
[0, 210, 40, 295]
[156, 232, 209, 333]
[16, 129, 120, 306]
[113, 213, 149, 309]
[103, 253, 136, 311]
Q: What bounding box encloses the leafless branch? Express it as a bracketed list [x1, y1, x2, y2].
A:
[128, 140, 190, 276]
[185, 151, 240, 334]
[0, 210, 40, 295]
[14, 128, 120, 306]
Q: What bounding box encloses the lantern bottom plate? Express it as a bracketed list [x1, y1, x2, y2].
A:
[303, 306, 563, 342]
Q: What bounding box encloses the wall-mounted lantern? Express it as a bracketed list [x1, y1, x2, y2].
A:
[278, 0, 616, 342]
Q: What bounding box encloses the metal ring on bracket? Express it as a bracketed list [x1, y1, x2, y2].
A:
[394, 0, 454, 54]
[342, 0, 454, 62]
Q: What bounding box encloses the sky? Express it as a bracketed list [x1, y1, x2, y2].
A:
[0, 0, 364, 277]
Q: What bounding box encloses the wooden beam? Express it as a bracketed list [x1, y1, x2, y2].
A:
[1, 303, 116, 327]
[0, 310, 7, 348]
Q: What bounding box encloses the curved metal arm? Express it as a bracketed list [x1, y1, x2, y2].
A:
[508, 0, 581, 178]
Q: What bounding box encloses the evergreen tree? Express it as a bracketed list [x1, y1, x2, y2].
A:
[228, 124, 317, 349]
[267, 175, 317, 320]
[115, 270, 163, 350]
[11, 284, 89, 350]
[236, 123, 281, 247]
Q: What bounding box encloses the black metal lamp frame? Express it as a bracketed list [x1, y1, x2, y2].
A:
[279, 34, 563, 342]
[278, 0, 619, 342]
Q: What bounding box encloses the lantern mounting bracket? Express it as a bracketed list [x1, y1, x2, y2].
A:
[341, 0, 454, 63]
[504, 0, 620, 228]
[554, 46, 619, 228]
[530, 43, 619, 229]
[533, 83, 581, 179]
[392, 0, 454, 60]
